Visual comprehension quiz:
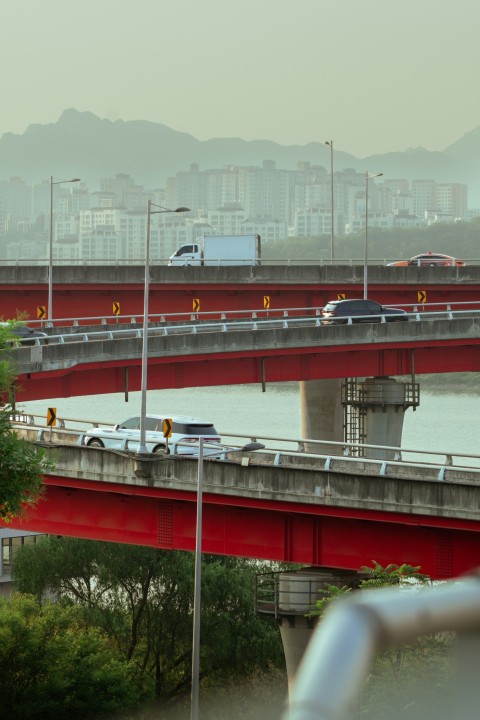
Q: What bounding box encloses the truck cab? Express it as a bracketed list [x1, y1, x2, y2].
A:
[168, 244, 202, 266]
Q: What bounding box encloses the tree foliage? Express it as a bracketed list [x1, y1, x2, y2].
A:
[0, 322, 51, 520]
[0, 593, 146, 720]
[13, 537, 286, 708]
[263, 216, 480, 263]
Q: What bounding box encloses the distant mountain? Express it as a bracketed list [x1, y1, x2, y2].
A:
[0, 108, 479, 202]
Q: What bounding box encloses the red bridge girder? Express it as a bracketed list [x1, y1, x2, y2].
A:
[13, 337, 480, 401]
[11, 475, 480, 580]
[1, 280, 479, 323]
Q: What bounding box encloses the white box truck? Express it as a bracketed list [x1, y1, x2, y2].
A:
[168, 234, 261, 266]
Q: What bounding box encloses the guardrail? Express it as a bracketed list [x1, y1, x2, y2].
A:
[11, 300, 480, 331]
[7, 413, 480, 476]
[284, 571, 480, 720]
[3, 257, 479, 267]
[9, 303, 480, 346]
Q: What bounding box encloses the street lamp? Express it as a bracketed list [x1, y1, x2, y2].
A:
[364, 171, 383, 300]
[191, 439, 265, 720]
[136, 201, 190, 455]
[48, 176, 81, 321]
[325, 140, 334, 261]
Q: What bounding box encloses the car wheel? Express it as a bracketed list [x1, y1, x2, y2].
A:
[153, 444, 169, 455]
[87, 438, 104, 448]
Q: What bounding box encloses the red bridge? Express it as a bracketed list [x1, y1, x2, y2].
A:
[5, 264, 480, 582]
[9, 443, 480, 580]
[4, 265, 480, 401]
[1, 263, 478, 322]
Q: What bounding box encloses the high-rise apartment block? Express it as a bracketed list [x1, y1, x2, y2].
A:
[0, 165, 474, 262]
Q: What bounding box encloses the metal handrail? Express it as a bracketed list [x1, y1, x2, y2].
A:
[8, 412, 480, 475]
[9, 307, 480, 347]
[2, 257, 480, 267]
[12, 300, 480, 330]
[284, 571, 480, 720]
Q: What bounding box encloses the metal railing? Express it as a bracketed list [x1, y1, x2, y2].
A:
[7, 412, 480, 476]
[11, 299, 480, 331]
[8, 302, 480, 346]
[284, 571, 480, 720]
[255, 569, 367, 619]
[2, 256, 480, 267]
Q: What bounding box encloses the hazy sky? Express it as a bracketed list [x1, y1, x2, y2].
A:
[2, 0, 479, 158]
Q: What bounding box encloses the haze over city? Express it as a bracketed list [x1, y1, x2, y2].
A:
[2, 0, 479, 158]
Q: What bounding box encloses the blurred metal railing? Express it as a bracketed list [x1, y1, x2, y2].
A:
[283, 570, 480, 720]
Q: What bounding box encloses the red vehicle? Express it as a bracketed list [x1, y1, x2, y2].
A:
[388, 252, 465, 267]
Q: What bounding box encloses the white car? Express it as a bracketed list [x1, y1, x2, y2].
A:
[80, 414, 221, 455]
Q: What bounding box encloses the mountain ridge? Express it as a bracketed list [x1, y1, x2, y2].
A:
[1, 109, 479, 201]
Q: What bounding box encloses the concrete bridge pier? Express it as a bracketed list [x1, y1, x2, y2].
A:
[361, 377, 409, 457]
[300, 376, 419, 459]
[348, 376, 419, 459]
[255, 567, 367, 694]
[299, 379, 344, 454]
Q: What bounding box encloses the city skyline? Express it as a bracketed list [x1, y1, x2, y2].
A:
[1, 165, 473, 267]
[1, 0, 479, 158]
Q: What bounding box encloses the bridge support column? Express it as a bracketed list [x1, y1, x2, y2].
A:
[352, 377, 418, 459]
[299, 379, 344, 454]
[256, 567, 366, 695]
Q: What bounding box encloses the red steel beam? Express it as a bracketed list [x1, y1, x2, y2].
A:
[11, 475, 480, 580]
[13, 338, 480, 401]
[1, 281, 480, 323]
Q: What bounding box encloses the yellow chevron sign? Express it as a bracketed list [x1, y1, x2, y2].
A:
[47, 408, 57, 427]
[418, 290, 427, 303]
[163, 418, 173, 438]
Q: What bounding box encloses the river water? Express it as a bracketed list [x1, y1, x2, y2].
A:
[19, 378, 480, 462]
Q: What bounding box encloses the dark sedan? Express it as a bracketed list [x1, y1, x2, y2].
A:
[321, 299, 408, 325]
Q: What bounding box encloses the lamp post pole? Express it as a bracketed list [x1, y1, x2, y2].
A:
[325, 140, 334, 261]
[190, 436, 204, 720]
[48, 176, 81, 321]
[136, 202, 190, 455]
[363, 171, 383, 300]
[190, 440, 265, 720]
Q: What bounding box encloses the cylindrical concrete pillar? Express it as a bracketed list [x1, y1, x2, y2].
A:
[299, 379, 344, 454]
[361, 377, 408, 459]
[275, 568, 366, 693]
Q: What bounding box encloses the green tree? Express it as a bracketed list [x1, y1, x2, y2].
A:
[0, 593, 147, 720]
[0, 321, 51, 520]
[263, 216, 480, 264]
[13, 537, 286, 708]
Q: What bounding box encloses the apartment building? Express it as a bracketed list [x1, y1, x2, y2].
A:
[0, 177, 32, 234]
[0, 167, 473, 263]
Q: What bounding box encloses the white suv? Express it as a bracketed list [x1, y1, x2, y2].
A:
[80, 414, 221, 455]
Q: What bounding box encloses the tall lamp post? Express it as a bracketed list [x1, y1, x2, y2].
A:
[325, 140, 334, 261]
[363, 171, 383, 300]
[191, 439, 265, 720]
[48, 176, 81, 321]
[136, 202, 190, 455]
